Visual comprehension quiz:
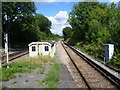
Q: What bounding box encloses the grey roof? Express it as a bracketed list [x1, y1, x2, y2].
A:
[40, 40, 55, 46]
[28, 40, 55, 47]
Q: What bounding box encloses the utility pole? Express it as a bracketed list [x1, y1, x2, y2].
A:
[4, 33, 9, 68]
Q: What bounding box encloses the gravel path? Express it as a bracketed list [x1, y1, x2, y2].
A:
[55, 41, 78, 88]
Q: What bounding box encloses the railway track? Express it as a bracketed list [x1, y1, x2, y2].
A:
[2, 50, 29, 64]
[61, 41, 120, 89]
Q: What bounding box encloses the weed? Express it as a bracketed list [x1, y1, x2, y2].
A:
[12, 81, 17, 84]
[36, 80, 44, 87]
[39, 64, 45, 70]
[0, 84, 2, 89]
[1, 85, 4, 89]
[25, 79, 28, 82]
[36, 69, 44, 74]
[18, 74, 22, 77]
[0, 68, 2, 81]
[10, 75, 16, 79]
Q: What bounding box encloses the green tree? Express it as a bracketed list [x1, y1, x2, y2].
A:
[2, 2, 37, 48]
[85, 4, 111, 44]
[108, 4, 120, 53]
[34, 14, 58, 40]
[62, 27, 72, 41]
[68, 2, 99, 45]
[34, 14, 51, 33]
[2, 2, 36, 33]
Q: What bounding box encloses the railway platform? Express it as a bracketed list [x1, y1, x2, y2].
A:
[55, 40, 78, 88]
[1, 40, 120, 89]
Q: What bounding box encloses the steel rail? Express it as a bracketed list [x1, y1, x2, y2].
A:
[64, 42, 120, 88]
[61, 41, 91, 89]
[2, 51, 29, 64]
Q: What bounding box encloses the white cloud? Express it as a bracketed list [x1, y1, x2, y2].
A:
[47, 11, 71, 36]
[110, 0, 120, 3]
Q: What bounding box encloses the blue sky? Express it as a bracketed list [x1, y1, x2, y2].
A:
[35, 0, 119, 36]
[35, 2, 78, 16]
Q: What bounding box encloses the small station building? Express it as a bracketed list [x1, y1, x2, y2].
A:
[28, 40, 56, 57]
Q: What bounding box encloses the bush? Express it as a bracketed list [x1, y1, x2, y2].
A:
[107, 54, 120, 69]
[75, 42, 104, 61]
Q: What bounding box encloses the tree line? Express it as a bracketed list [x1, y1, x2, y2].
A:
[2, 2, 59, 48]
[63, 2, 120, 69]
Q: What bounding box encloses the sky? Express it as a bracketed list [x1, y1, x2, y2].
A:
[35, 0, 120, 36]
[35, 2, 78, 36]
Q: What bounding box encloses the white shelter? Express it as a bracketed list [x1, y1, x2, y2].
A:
[28, 40, 56, 57]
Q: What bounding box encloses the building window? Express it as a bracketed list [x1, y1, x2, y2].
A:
[32, 46, 36, 51]
[45, 46, 49, 51]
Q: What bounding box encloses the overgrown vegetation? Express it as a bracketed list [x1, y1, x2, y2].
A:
[75, 42, 104, 60]
[1, 55, 56, 81]
[106, 54, 120, 69]
[63, 1, 120, 69]
[42, 63, 60, 88]
[36, 69, 45, 74]
[36, 63, 60, 88]
[12, 81, 17, 84]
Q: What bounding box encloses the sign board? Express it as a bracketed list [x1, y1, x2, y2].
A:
[104, 44, 114, 62]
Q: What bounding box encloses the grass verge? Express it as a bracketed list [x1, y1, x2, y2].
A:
[2, 55, 55, 81]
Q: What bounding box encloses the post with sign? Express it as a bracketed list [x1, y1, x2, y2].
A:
[4, 33, 9, 68]
[104, 44, 114, 63]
